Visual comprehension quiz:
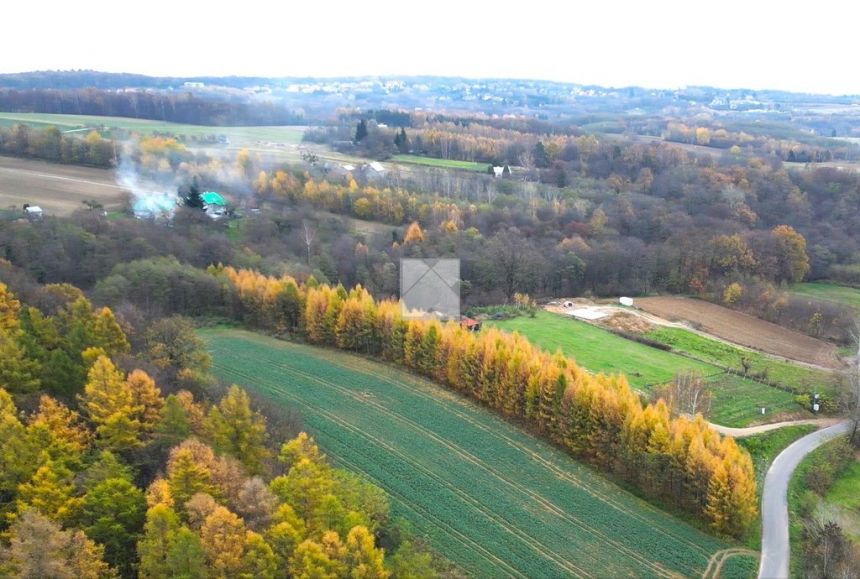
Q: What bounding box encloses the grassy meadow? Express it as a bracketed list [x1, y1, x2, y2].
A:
[390, 154, 490, 171]
[645, 327, 834, 395]
[792, 281, 860, 311]
[484, 311, 802, 426]
[0, 112, 305, 145]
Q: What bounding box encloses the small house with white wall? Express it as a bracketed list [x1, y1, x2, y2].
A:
[23, 205, 43, 219]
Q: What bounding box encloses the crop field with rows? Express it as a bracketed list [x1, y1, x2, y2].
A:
[201, 328, 737, 578]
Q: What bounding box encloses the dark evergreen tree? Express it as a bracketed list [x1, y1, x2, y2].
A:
[394, 127, 409, 153]
[533, 141, 550, 168]
[182, 178, 204, 209]
[354, 120, 368, 143]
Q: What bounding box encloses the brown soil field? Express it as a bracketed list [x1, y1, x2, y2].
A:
[0, 156, 128, 215]
[636, 296, 842, 369]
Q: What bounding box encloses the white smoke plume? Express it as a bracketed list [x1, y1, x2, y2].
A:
[114, 141, 252, 218]
[115, 146, 180, 218]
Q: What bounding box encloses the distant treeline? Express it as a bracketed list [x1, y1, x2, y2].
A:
[0, 88, 305, 126]
[0, 70, 273, 90]
[0, 124, 115, 168]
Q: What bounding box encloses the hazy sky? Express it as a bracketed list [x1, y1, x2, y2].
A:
[5, 0, 858, 94]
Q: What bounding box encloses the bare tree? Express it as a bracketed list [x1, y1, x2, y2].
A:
[302, 220, 315, 265]
[655, 370, 713, 417]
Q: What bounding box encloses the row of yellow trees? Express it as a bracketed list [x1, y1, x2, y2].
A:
[222, 267, 758, 537]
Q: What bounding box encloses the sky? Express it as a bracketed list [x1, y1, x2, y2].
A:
[4, 0, 859, 94]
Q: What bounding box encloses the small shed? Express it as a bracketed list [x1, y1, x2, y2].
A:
[24, 205, 43, 219]
[460, 316, 482, 333]
[201, 192, 227, 219]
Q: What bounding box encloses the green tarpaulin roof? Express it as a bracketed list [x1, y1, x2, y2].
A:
[201, 192, 226, 206]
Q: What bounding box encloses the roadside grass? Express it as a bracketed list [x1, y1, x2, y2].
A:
[737, 425, 818, 491]
[390, 154, 490, 172]
[0, 112, 305, 145]
[826, 460, 860, 511]
[787, 436, 856, 574]
[792, 281, 860, 311]
[645, 327, 834, 395]
[788, 439, 822, 575]
[733, 425, 818, 551]
[484, 311, 801, 427]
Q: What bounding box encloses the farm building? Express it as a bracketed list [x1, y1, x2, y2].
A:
[201, 191, 227, 219]
[491, 165, 511, 178]
[357, 162, 387, 180]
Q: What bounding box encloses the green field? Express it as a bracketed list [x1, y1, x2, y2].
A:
[793, 281, 860, 311]
[645, 327, 833, 394]
[716, 553, 758, 579]
[202, 328, 732, 578]
[484, 311, 800, 426]
[826, 460, 860, 511]
[0, 112, 305, 145]
[391, 154, 490, 172]
[787, 437, 855, 573]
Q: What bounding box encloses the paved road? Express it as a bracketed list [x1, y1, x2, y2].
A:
[758, 421, 852, 579]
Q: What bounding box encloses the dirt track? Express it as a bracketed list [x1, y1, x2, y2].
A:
[636, 296, 841, 369]
[0, 156, 128, 215]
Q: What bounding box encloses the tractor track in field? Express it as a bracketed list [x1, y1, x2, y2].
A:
[702, 548, 758, 579]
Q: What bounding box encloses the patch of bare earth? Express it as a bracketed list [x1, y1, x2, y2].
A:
[0, 155, 128, 215]
[636, 296, 842, 369]
[601, 312, 654, 333]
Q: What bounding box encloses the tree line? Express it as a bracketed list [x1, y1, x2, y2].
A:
[0, 124, 115, 167]
[0, 89, 305, 126]
[220, 266, 758, 538]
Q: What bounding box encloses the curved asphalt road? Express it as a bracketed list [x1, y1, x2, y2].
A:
[758, 421, 852, 579]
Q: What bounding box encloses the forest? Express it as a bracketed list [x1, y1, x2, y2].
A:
[0, 279, 439, 577]
[0, 89, 305, 126]
[0, 124, 115, 167]
[1, 124, 857, 344]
